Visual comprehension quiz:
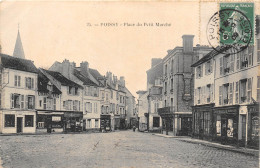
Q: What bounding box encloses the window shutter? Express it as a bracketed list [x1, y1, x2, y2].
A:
[25, 77, 27, 88]
[231, 55, 234, 72]
[32, 78, 34, 89]
[219, 86, 223, 105]
[25, 95, 28, 109]
[236, 53, 240, 70]
[210, 60, 213, 73]
[229, 83, 233, 104]
[201, 65, 203, 77]
[247, 78, 252, 102]
[205, 63, 208, 75]
[211, 84, 214, 101]
[10, 94, 14, 108]
[220, 57, 223, 75]
[194, 88, 197, 104]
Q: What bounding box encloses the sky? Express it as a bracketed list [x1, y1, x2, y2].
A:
[1, 1, 259, 98]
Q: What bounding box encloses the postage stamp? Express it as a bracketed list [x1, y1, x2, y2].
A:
[207, 2, 254, 54]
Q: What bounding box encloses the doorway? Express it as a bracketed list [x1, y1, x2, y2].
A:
[17, 117, 23, 133]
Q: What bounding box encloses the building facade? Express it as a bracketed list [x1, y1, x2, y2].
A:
[192, 16, 260, 148]
[158, 35, 211, 136]
[0, 54, 38, 134]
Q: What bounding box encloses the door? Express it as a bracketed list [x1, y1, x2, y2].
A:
[17, 117, 23, 133]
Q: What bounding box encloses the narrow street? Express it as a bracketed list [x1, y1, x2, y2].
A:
[0, 131, 258, 168]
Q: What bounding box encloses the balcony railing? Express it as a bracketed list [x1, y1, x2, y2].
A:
[158, 106, 175, 116]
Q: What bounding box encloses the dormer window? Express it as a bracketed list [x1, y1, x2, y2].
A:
[47, 84, 53, 92]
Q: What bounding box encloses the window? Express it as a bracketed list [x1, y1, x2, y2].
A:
[53, 98, 56, 110]
[102, 92, 105, 100]
[11, 94, 20, 108]
[164, 64, 167, 76]
[0, 93, 1, 108]
[5, 115, 15, 127]
[25, 77, 34, 89]
[21, 95, 24, 109]
[229, 83, 233, 105]
[94, 103, 98, 113]
[219, 57, 223, 75]
[73, 100, 80, 111]
[87, 119, 91, 128]
[241, 48, 249, 69]
[257, 39, 260, 62]
[206, 84, 211, 103]
[43, 98, 47, 109]
[14, 75, 21, 87]
[197, 87, 201, 104]
[106, 93, 108, 101]
[67, 100, 72, 110]
[85, 102, 92, 113]
[196, 66, 202, 78]
[257, 77, 260, 102]
[247, 78, 252, 103]
[25, 115, 34, 127]
[27, 96, 35, 109]
[75, 87, 78, 95]
[223, 55, 231, 74]
[235, 82, 239, 104]
[223, 84, 229, 105]
[203, 112, 211, 135]
[216, 115, 221, 136]
[111, 91, 113, 99]
[205, 60, 212, 75]
[95, 119, 99, 128]
[94, 87, 98, 97]
[153, 117, 160, 127]
[219, 86, 223, 105]
[248, 46, 253, 66]
[240, 79, 247, 103]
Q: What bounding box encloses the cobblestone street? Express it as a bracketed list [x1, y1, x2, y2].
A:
[0, 131, 258, 168]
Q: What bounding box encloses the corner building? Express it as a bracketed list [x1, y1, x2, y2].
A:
[158, 35, 211, 136]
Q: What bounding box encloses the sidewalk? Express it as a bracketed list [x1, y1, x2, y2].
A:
[152, 133, 259, 157]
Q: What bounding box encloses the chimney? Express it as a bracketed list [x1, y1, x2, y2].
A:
[106, 72, 113, 85]
[62, 59, 70, 79]
[80, 61, 89, 77]
[151, 58, 162, 68]
[182, 35, 194, 53]
[120, 76, 125, 87]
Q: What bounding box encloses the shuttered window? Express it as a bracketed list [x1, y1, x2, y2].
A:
[219, 86, 223, 105]
[247, 78, 252, 102]
[220, 57, 223, 76]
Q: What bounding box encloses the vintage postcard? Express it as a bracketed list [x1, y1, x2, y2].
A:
[0, 0, 259, 167]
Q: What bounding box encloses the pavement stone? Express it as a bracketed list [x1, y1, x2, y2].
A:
[0, 130, 259, 168]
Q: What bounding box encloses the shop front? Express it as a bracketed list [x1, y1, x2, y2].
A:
[0, 110, 36, 134]
[213, 105, 239, 144]
[36, 111, 64, 133]
[64, 111, 83, 132]
[100, 115, 111, 132]
[192, 104, 214, 140]
[158, 107, 173, 135]
[247, 104, 259, 148]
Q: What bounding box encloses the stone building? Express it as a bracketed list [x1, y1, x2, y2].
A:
[191, 16, 260, 148]
[158, 35, 211, 136]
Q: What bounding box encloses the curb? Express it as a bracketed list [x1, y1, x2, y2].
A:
[152, 133, 259, 157]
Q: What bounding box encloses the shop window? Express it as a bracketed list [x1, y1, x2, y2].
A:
[216, 115, 221, 136]
[241, 115, 246, 139]
[257, 39, 260, 62]
[87, 119, 91, 128]
[95, 119, 99, 128]
[227, 119, 234, 137]
[14, 75, 21, 87]
[196, 66, 202, 78]
[25, 77, 34, 89]
[153, 117, 160, 127]
[5, 115, 15, 127]
[203, 112, 211, 135]
[25, 115, 34, 127]
[27, 96, 35, 109]
[251, 116, 259, 138]
[257, 76, 260, 102]
[240, 79, 247, 103]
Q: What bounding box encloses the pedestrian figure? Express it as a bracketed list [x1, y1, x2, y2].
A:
[133, 126, 136, 132]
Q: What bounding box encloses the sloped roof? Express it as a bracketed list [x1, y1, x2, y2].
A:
[73, 69, 98, 86]
[42, 69, 83, 88]
[89, 68, 103, 80]
[191, 45, 232, 67]
[1, 53, 38, 73]
[38, 70, 61, 94]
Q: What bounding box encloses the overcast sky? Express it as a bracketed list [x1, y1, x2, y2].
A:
[1, 1, 259, 98]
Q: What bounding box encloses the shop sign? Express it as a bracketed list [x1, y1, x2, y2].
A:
[52, 116, 61, 121]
